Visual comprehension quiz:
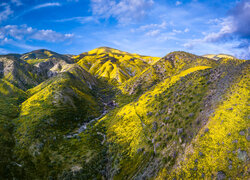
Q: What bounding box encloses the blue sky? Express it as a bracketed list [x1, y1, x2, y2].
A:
[0, 0, 249, 58]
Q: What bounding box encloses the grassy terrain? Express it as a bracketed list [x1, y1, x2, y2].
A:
[0, 48, 248, 179]
[75, 47, 160, 84]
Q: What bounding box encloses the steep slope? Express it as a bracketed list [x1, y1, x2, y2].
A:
[96, 58, 249, 179]
[161, 60, 249, 179]
[0, 79, 27, 178]
[74, 47, 160, 84]
[21, 49, 75, 78]
[13, 64, 106, 179]
[0, 55, 46, 90]
[122, 51, 217, 95]
[0, 48, 248, 180]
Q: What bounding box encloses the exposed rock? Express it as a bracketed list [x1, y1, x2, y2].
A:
[152, 122, 158, 132]
[137, 148, 145, 154]
[216, 171, 226, 180]
[237, 149, 247, 161]
[239, 130, 245, 136]
[232, 139, 238, 143]
[172, 151, 177, 158]
[188, 113, 194, 118]
[177, 128, 183, 135]
[147, 112, 153, 116]
[164, 117, 170, 121]
[246, 136, 250, 141]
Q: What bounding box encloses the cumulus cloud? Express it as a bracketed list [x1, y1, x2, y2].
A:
[184, 0, 250, 59]
[203, 17, 235, 42]
[203, 0, 250, 43]
[0, 24, 74, 43]
[0, 3, 13, 24]
[90, 0, 154, 23]
[230, 0, 250, 38]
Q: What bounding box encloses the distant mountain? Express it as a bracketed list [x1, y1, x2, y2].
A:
[0, 47, 249, 180]
[203, 53, 236, 60]
[0, 55, 46, 90]
[21, 49, 72, 61]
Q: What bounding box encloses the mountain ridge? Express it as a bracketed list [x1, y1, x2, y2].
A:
[0, 47, 249, 179]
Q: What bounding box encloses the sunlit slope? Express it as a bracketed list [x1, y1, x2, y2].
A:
[96, 58, 248, 179]
[159, 62, 249, 179]
[74, 47, 160, 84]
[203, 54, 236, 60]
[100, 66, 214, 179]
[122, 51, 217, 95]
[0, 48, 248, 179]
[19, 49, 77, 79]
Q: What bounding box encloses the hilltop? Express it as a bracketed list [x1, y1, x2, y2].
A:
[203, 54, 236, 60]
[0, 47, 249, 179]
[74, 47, 160, 84]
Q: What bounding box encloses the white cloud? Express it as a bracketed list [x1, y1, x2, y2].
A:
[90, 0, 154, 23]
[131, 21, 167, 37]
[138, 21, 167, 31]
[145, 29, 160, 36]
[184, 28, 189, 32]
[0, 24, 74, 43]
[32, 30, 74, 42]
[32, 2, 61, 10]
[176, 1, 182, 6]
[0, 3, 13, 24]
[172, 29, 182, 34]
[203, 17, 235, 42]
[55, 16, 98, 24]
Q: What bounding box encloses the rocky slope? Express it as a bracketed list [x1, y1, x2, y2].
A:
[0, 48, 249, 179]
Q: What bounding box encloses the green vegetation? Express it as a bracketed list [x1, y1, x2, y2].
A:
[0, 48, 248, 179]
[75, 47, 160, 84]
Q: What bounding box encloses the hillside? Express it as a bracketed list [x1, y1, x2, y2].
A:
[0, 48, 249, 179]
[74, 47, 160, 84]
[21, 49, 72, 63]
[122, 51, 217, 95]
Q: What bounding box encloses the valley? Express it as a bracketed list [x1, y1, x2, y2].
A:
[0, 47, 249, 179]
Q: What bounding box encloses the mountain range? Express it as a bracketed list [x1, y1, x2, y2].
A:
[0, 47, 249, 179]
